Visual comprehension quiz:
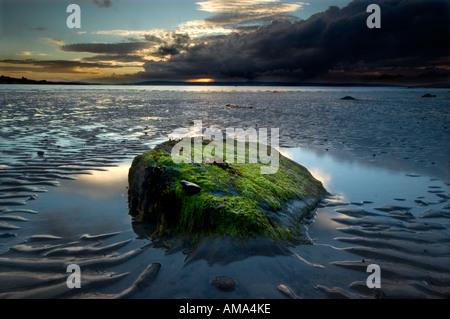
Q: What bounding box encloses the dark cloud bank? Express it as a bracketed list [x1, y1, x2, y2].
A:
[0, 59, 122, 74]
[61, 42, 149, 55]
[139, 0, 450, 84]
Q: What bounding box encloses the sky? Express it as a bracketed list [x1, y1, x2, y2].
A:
[0, 0, 448, 84]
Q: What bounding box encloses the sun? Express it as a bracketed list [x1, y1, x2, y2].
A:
[185, 78, 215, 83]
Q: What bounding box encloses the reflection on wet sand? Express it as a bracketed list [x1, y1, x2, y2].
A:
[0, 142, 448, 298]
[55, 164, 131, 199]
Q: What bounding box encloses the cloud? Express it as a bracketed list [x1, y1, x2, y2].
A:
[94, 29, 167, 39]
[137, 0, 450, 84]
[73, 0, 112, 8]
[197, 0, 303, 15]
[177, 20, 239, 38]
[81, 54, 146, 64]
[144, 34, 165, 44]
[152, 33, 192, 57]
[10, 0, 447, 84]
[60, 36, 189, 61]
[90, 1, 305, 55]
[31, 27, 48, 32]
[44, 38, 65, 46]
[93, 0, 112, 8]
[197, 0, 304, 27]
[0, 59, 125, 74]
[60, 42, 150, 55]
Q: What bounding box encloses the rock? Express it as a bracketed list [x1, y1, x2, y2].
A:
[341, 96, 356, 100]
[37, 151, 45, 157]
[180, 180, 201, 195]
[373, 289, 386, 299]
[422, 93, 436, 98]
[226, 103, 253, 109]
[210, 276, 236, 291]
[128, 140, 328, 241]
[128, 164, 180, 227]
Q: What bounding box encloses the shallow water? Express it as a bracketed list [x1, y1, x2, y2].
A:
[0, 85, 449, 298]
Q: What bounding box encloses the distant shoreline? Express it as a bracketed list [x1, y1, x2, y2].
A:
[0, 75, 90, 86]
[1, 75, 449, 88]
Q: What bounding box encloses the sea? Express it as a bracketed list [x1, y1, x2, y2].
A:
[0, 85, 449, 299]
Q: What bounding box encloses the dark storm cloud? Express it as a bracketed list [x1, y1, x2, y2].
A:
[156, 45, 182, 57]
[153, 33, 192, 58]
[139, 0, 450, 83]
[60, 42, 150, 55]
[81, 54, 146, 63]
[144, 35, 165, 44]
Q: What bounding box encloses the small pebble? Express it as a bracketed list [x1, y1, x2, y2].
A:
[210, 276, 236, 292]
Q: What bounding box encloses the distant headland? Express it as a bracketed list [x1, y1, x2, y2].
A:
[0, 75, 90, 85]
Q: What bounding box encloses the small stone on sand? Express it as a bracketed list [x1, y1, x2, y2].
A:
[210, 276, 236, 292]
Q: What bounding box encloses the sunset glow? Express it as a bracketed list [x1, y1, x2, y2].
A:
[186, 78, 215, 83]
[0, 0, 447, 84]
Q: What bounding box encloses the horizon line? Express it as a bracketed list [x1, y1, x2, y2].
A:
[2, 75, 449, 88]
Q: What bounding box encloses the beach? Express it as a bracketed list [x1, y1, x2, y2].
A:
[0, 85, 449, 299]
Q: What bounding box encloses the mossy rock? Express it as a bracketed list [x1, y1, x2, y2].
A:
[128, 139, 328, 243]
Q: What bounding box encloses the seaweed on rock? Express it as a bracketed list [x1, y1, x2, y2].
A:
[128, 139, 328, 243]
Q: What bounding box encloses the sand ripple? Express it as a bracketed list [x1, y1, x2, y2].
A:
[316, 195, 450, 299]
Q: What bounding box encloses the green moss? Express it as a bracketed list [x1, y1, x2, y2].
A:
[128, 139, 327, 243]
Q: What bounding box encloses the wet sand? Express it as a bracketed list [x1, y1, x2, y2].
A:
[0, 85, 449, 298]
